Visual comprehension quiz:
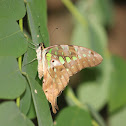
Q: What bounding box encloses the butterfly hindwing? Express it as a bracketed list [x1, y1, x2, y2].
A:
[39, 45, 103, 113]
[42, 52, 70, 113]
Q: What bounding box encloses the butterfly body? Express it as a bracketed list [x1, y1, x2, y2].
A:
[36, 43, 103, 113]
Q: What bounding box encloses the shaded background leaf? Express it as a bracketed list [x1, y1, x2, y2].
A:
[109, 106, 126, 126]
[69, 0, 111, 111]
[109, 56, 126, 112]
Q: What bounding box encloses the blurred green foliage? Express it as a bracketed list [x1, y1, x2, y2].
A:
[0, 0, 126, 126]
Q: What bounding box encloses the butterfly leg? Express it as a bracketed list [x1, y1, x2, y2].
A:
[23, 58, 37, 67]
[28, 46, 36, 50]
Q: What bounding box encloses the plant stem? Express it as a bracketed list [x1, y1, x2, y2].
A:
[65, 86, 87, 109]
[19, 19, 23, 31]
[92, 120, 99, 126]
[18, 56, 22, 71]
[16, 97, 20, 107]
[16, 18, 23, 107]
[61, 0, 87, 27]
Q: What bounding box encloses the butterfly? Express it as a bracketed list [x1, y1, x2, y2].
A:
[36, 43, 103, 113]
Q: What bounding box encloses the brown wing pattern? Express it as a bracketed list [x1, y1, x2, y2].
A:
[45, 45, 103, 75]
[42, 53, 70, 113]
[42, 45, 103, 113]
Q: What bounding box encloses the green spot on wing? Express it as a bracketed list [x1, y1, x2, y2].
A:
[75, 47, 78, 52]
[48, 62, 50, 67]
[66, 68, 69, 71]
[55, 51, 57, 55]
[46, 53, 51, 61]
[56, 47, 58, 50]
[83, 54, 86, 57]
[48, 49, 52, 53]
[72, 56, 77, 61]
[59, 56, 65, 64]
[66, 57, 71, 63]
[47, 57, 51, 61]
[62, 46, 64, 49]
[78, 55, 81, 59]
[46, 53, 52, 57]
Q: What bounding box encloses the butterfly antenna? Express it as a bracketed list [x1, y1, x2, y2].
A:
[28, 46, 36, 50]
[42, 43, 46, 49]
[38, 26, 47, 46]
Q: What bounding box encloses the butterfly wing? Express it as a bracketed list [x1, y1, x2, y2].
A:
[42, 45, 103, 113]
[42, 54, 69, 113]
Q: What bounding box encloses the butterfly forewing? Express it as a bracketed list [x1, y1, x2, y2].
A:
[45, 45, 103, 74]
[38, 44, 103, 113]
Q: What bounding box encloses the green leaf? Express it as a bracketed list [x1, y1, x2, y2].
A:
[76, 0, 113, 25]
[97, 0, 113, 25]
[24, 74, 53, 126]
[89, 0, 113, 25]
[23, 1, 52, 125]
[26, 0, 49, 46]
[71, 22, 90, 48]
[0, 0, 26, 20]
[20, 82, 31, 115]
[55, 106, 92, 126]
[0, 101, 34, 126]
[109, 106, 126, 126]
[27, 99, 36, 119]
[109, 56, 126, 112]
[70, 0, 108, 53]
[23, 45, 37, 79]
[77, 81, 105, 110]
[0, 56, 26, 99]
[22, 50, 37, 118]
[0, 19, 28, 57]
[88, 20, 107, 55]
